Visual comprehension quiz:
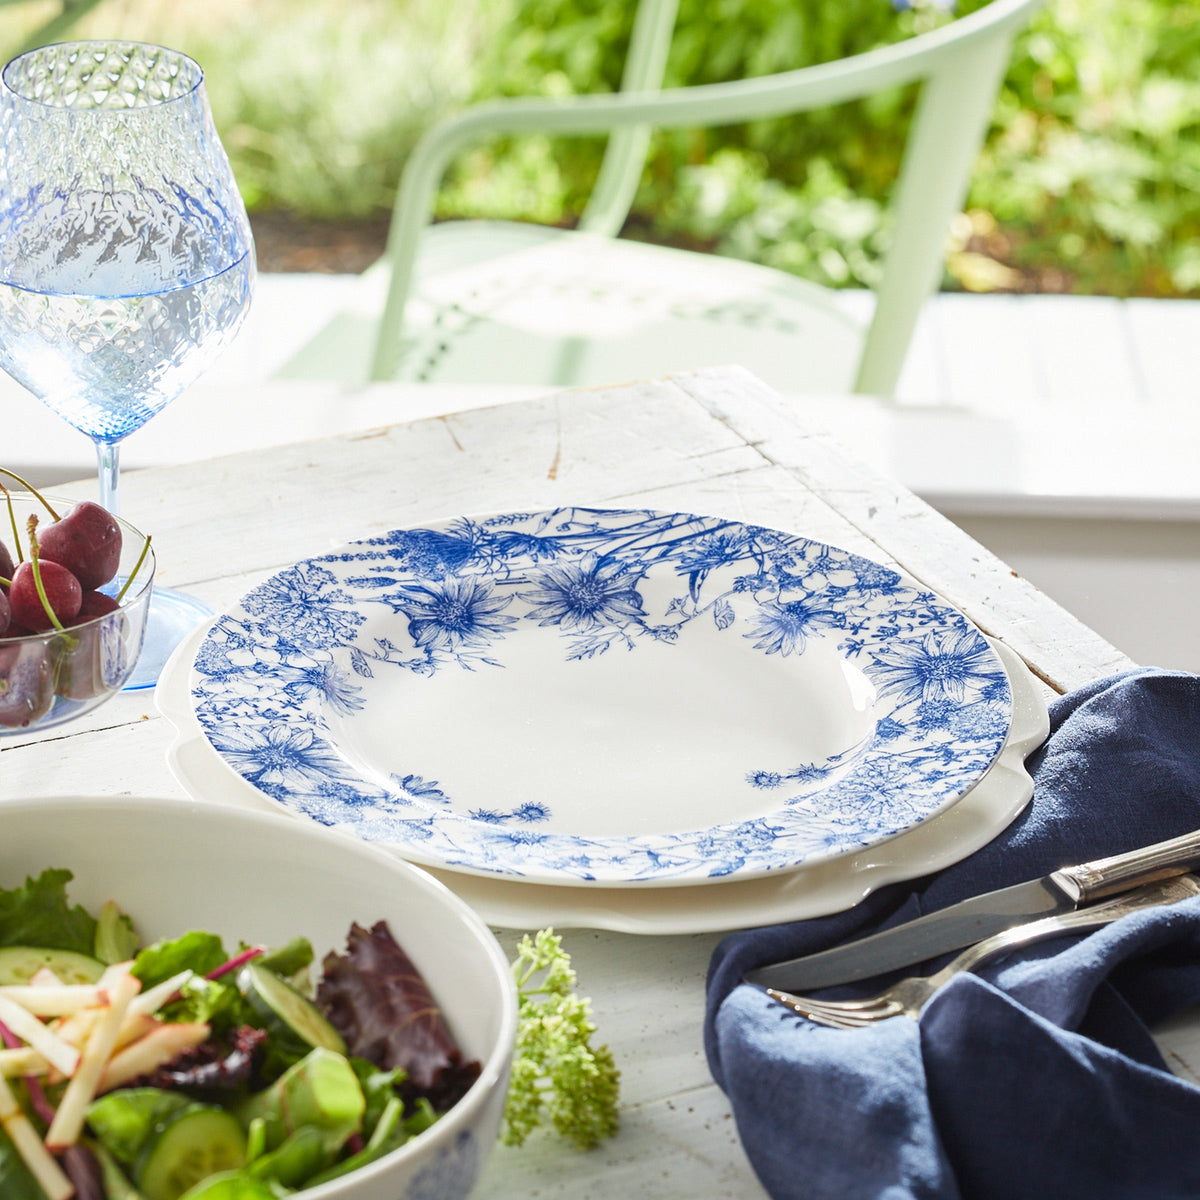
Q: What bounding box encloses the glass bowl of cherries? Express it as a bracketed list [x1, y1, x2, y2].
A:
[0, 479, 154, 732]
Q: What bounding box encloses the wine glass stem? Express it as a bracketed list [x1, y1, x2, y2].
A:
[95, 439, 121, 517]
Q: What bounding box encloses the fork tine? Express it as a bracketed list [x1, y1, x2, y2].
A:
[783, 1002, 881, 1030]
[799, 1008, 881, 1030]
[759, 876, 1200, 1031]
[766, 985, 901, 1017]
[766, 987, 902, 1028]
[786, 992, 895, 1015]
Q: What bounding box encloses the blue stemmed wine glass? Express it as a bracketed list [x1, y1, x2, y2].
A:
[0, 40, 254, 688]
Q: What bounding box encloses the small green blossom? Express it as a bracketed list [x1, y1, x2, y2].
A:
[502, 928, 620, 1150]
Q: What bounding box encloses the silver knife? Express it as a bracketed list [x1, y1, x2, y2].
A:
[744, 827, 1200, 992]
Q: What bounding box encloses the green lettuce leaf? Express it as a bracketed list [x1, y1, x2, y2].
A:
[132, 930, 228, 988]
[257, 937, 314, 980]
[348, 1058, 407, 1138]
[164, 973, 255, 1035]
[0, 1125, 47, 1200]
[0, 868, 97, 954]
[94, 899, 140, 964]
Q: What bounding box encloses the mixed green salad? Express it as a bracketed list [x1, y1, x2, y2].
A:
[0, 869, 481, 1200]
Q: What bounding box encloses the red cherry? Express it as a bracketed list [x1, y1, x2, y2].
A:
[57, 591, 128, 700]
[0, 639, 54, 727]
[75, 591, 120, 623]
[38, 501, 122, 591]
[8, 560, 83, 633]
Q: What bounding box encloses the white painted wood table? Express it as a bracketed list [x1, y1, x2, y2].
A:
[5, 364, 1188, 1198]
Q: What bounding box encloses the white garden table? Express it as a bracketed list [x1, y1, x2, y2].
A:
[4, 364, 1194, 1198]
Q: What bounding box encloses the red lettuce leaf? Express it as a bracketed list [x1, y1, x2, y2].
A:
[138, 1025, 269, 1095]
[316, 921, 480, 1111]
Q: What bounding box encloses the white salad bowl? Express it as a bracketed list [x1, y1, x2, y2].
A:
[0, 795, 518, 1200]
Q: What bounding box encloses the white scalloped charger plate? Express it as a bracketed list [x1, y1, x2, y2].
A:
[184, 509, 1014, 887]
[160, 627, 1046, 934]
[160, 631, 1044, 933]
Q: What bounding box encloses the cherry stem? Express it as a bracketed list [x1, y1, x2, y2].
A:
[26, 517, 66, 634]
[115, 534, 152, 604]
[0, 469, 60, 522]
[0, 484, 22, 565]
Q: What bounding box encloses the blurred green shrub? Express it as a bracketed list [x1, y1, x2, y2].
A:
[45, 0, 496, 216]
[451, 0, 1200, 296]
[970, 0, 1200, 295]
[13, 0, 1199, 295]
[441, 0, 965, 291]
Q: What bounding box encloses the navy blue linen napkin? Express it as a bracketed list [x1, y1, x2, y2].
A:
[705, 668, 1200, 1200]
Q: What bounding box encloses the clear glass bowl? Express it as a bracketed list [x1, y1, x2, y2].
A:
[0, 492, 154, 732]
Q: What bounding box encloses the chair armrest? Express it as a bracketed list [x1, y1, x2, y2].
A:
[371, 0, 1042, 380]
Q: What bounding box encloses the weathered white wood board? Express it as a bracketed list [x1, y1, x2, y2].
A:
[674, 367, 1134, 694]
[0, 367, 1160, 1199]
[1, 366, 1132, 778]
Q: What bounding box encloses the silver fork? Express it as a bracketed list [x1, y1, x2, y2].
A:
[765, 872, 1200, 1029]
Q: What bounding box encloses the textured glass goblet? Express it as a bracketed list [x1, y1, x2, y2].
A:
[0, 41, 255, 687]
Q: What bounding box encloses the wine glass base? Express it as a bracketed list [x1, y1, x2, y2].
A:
[125, 587, 215, 690]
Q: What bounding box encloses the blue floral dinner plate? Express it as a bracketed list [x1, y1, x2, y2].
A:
[190, 507, 1013, 886]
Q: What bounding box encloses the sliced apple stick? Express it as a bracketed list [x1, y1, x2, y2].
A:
[112, 1011, 159, 1051]
[45, 971, 139, 1151]
[97, 1021, 211, 1093]
[127, 969, 194, 1017]
[0, 996, 79, 1077]
[0, 1072, 73, 1200]
[48, 1008, 98, 1055]
[0, 984, 107, 1016]
[53, 1006, 157, 1067]
[0, 1046, 48, 1077]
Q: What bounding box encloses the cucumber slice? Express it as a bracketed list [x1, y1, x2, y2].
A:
[0, 945, 105, 985]
[238, 963, 345, 1055]
[86, 1087, 191, 1165]
[136, 1105, 247, 1200]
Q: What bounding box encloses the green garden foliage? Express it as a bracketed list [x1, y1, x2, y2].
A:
[450, 0, 1200, 296]
[440, 0, 968, 291]
[972, 0, 1200, 295]
[5, 0, 501, 218]
[22, 0, 1200, 295]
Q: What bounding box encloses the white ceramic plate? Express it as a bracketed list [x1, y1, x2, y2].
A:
[160, 631, 1045, 934]
[186, 509, 1013, 886]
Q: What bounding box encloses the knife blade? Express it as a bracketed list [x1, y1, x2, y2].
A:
[744, 826, 1200, 992]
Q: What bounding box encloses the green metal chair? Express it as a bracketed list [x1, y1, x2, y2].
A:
[281, 0, 1044, 397]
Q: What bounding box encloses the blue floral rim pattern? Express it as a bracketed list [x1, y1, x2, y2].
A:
[190, 508, 1013, 885]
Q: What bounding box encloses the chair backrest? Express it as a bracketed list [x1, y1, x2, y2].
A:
[370, 0, 1044, 394]
[575, 0, 680, 238]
